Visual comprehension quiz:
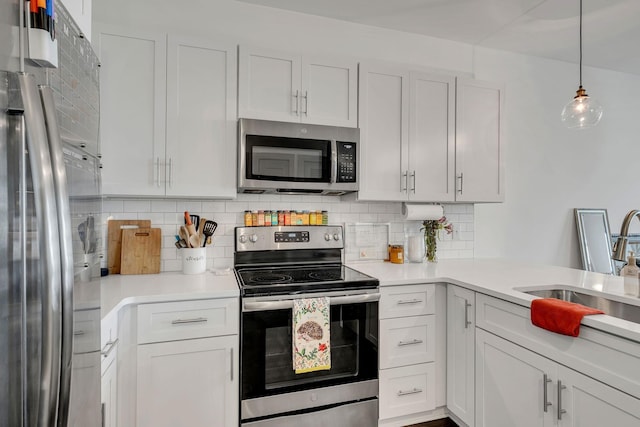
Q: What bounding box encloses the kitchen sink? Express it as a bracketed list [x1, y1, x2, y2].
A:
[517, 287, 640, 324]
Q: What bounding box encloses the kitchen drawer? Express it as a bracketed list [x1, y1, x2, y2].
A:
[101, 309, 119, 375]
[380, 315, 435, 369]
[74, 307, 100, 354]
[137, 298, 238, 344]
[379, 362, 436, 420]
[380, 284, 435, 319]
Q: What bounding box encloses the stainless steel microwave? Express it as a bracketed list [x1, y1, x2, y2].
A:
[238, 118, 359, 196]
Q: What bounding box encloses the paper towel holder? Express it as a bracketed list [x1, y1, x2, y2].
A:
[402, 203, 444, 221]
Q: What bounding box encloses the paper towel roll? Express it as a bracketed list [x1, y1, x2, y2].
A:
[402, 204, 444, 221]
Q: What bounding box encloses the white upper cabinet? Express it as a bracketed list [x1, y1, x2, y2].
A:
[358, 63, 455, 202]
[60, 0, 92, 41]
[409, 71, 456, 202]
[455, 78, 504, 202]
[96, 26, 237, 198]
[358, 63, 503, 203]
[96, 27, 167, 197]
[239, 46, 358, 127]
[357, 63, 409, 201]
[165, 36, 237, 198]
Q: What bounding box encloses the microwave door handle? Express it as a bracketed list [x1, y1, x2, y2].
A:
[330, 140, 338, 184]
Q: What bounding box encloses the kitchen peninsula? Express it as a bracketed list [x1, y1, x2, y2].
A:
[102, 258, 640, 427]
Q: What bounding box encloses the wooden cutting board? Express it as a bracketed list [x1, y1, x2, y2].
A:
[107, 219, 151, 274]
[119, 228, 161, 275]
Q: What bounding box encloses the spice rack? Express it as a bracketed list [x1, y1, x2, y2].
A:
[244, 210, 328, 227]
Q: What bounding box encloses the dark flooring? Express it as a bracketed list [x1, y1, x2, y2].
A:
[405, 419, 459, 427]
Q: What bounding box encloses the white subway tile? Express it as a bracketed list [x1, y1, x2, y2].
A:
[151, 200, 177, 212]
[123, 200, 151, 212]
[102, 200, 124, 213]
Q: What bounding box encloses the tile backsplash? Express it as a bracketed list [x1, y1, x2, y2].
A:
[102, 195, 474, 272]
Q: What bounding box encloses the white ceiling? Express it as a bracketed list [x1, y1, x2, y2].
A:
[236, 0, 640, 75]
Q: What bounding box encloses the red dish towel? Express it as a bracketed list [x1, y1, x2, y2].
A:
[531, 298, 604, 337]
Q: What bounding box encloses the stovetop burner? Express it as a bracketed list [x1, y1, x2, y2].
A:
[235, 264, 378, 297]
[248, 273, 293, 284]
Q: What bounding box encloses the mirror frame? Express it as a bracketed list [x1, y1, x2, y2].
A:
[574, 208, 616, 275]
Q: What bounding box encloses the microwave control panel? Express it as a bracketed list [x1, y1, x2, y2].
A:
[336, 142, 356, 183]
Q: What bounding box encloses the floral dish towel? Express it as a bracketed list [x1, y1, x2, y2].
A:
[293, 297, 331, 374]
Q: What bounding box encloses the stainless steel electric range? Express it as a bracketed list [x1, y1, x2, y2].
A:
[235, 226, 380, 427]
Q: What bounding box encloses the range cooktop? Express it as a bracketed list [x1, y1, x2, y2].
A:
[235, 264, 379, 297]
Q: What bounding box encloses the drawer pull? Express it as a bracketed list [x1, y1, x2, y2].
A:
[101, 338, 119, 358]
[171, 317, 208, 325]
[74, 330, 85, 336]
[398, 339, 423, 347]
[397, 388, 423, 397]
[397, 299, 422, 305]
[543, 374, 552, 412]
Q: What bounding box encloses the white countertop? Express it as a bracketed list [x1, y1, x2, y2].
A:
[99, 258, 640, 344]
[101, 269, 239, 320]
[347, 258, 640, 343]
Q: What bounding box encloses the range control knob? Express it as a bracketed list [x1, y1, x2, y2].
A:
[249, 234, 258, 243]
[239, 235, 247, 244]
[333, 233, 341, 241]
[324, 233, 331, 241]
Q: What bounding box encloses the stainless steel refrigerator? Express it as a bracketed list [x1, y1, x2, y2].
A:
[1, 1, 102, 426]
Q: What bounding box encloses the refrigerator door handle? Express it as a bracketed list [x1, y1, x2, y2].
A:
[40, 84, 75, 427]
[18, 73, 63, 427]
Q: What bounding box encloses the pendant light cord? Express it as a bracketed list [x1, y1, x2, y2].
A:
[579, 0, 583, 88]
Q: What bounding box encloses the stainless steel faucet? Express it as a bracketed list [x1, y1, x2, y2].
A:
[612, 210, 640, 261]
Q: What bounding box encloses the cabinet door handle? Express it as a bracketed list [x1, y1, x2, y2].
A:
[302, 90, 308, 116]
[230, 347, 234, 382]
[168, 157, 173, 188]
[155, 157, 161, 187]
[171, 317, 208, 325]
[101, 338, 119, 358]
[397, 388, 423, 397]
[543, 374, 552, 413]
[457, 173, 464, 194]
[557, 380, 567, 420]
[398, 339, 423, 347]
[292, 90, 299, 116]
[401, 171, 408, 192]
[397, 299, 422, 305]
[464, 300, 472, 328]
[101, 402, 106, 427]
[410, 170, 416, 193]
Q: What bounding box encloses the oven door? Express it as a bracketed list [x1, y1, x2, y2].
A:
[240, 292, 379, 422]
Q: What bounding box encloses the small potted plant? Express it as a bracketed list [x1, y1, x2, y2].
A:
[422, 216, 453, 262]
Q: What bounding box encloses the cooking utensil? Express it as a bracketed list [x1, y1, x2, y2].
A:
[188, 214, 200, 230]
[184, 211, 197, 236]
[202, 220, 217, 247]
[197, 217, 207, 247]
[77, 221, 87, 253]
[179, 226, 190, 247]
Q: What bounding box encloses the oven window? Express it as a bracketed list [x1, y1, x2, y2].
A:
[246, 135, 330, 182]
[241, 302, 378, 400]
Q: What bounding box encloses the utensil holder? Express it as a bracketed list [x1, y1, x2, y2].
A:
[181, 248, 206, 275]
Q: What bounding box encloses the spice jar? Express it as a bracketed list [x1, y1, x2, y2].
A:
[389, 245, 404, 264]
[244, 210, 253, 227]
[284, 210, 291, 226]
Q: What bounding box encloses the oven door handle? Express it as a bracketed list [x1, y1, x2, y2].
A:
[243, 292, 381, 312]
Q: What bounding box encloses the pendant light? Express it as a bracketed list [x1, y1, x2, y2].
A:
[561, 0, 603, 129]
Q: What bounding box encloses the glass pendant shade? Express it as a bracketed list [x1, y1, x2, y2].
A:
[561, 86, 603, 129]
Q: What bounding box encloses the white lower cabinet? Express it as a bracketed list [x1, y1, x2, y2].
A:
[379, 284, 445, 426]
[446, 285, 475, 427]
[135, 299, 239, 427]
[101, 355, 118, 427]
[101, 310, 119, 427]
[137, 335, 238, 427]
[379, 362, 436, 419]
[476, 328, 640, 427]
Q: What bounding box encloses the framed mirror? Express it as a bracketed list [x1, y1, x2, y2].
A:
[574, 208, 616, 275]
